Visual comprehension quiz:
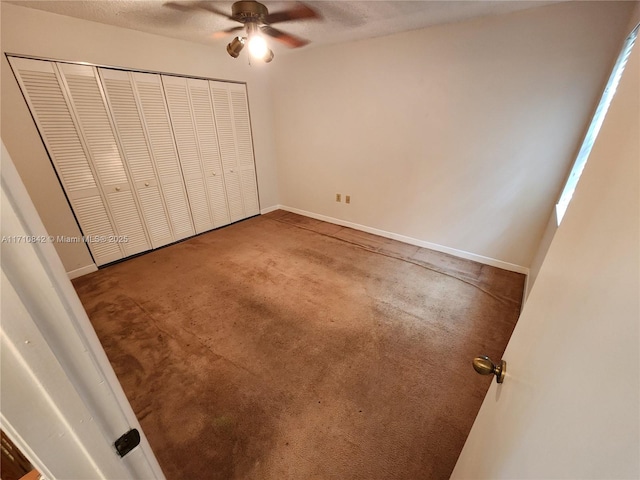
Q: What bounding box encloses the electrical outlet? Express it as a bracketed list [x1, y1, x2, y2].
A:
[336, 193, 341, 202]
[345, 195, 351, 204]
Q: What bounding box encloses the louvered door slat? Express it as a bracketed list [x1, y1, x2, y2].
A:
[99, 68, 173, 248]
[132, 72, 194, 241]
[58, 63, 151, 255]
[187, 78, 230, 228]
[8, 57, 122, 265]
[162, 75, 213, 234]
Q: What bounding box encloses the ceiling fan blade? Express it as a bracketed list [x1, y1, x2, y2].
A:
[261, 25, 309, 48]
[213, 25, 245, 39]
[264, 3, 320, 25]
[163, 1, 233, 20]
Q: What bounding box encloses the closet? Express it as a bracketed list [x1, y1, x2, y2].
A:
[9, 56, 260, 266]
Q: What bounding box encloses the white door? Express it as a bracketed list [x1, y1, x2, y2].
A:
[1, 142, 165, 479]
[8, 57, 124, 266]
[57, 63, 151, 257]
[130, 72, 195, 242]
[451, 40, 639, 479]
[186, 78, 231, 228]
[162, 75, 215, 234]
[98, 68, 174, 249]
[209, 82, 248, 222]
[227, 83, 260, 217]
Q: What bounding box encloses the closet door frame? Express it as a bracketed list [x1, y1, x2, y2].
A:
[9, 54, 261, 268]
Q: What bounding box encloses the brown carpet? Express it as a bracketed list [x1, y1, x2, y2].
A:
[72, 210, 524, 480]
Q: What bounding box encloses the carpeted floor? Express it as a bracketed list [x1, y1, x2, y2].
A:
[72, 210, 524, 480]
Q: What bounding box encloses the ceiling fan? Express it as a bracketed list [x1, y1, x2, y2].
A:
[164, 1, 321, 63]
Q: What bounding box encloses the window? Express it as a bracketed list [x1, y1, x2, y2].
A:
[555, 24, 639, 225]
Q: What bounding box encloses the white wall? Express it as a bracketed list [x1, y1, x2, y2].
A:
[452, 24, 639, 478]
[1, 3, 279, 273]
[270, 1, 634, 269]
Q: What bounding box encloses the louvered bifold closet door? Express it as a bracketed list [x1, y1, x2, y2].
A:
[210, 81, 260, 221]
[8, 57, 123, 266]
[130, 72, 195, 241]
[162, 75, 214, 234]
[57, 63, 151, 257]
[186, 78, 231, 228]
[98, 68, 174, 249]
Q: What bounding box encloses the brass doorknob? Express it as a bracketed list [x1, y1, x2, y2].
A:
[473, 355, 506, 384]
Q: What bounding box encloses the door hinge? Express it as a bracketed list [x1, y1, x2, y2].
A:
[114, 429, 140, 458]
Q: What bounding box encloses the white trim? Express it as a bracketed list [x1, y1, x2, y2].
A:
[260, 204, 282, 215]
[271, 205, 529, 275]
[67, 264, 98, 280]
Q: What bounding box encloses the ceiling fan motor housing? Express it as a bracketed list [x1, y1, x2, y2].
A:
[231, 1, 268, 23]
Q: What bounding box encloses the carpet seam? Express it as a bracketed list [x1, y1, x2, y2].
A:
[267, 216, 518, 308]
[128, 295, 261, 379]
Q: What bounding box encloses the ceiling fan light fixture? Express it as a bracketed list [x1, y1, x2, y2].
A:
[170, 1, 319, 63]
[247, 33, 268, 59]
[226, 36, 245, 58]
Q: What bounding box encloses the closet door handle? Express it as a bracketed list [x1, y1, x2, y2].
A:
[212, 172, 217, 176]
[144, 182, 149, 186]
[115, 187, 121, 192]
[230, 169, 234, 173]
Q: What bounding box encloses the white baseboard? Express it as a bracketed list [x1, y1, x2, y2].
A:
[268, 205, 529, 275]
[67, 264, 98, 280]
[260, 204, 282, 215]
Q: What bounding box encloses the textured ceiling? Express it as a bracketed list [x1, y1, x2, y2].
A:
[7, 1, 561, 54]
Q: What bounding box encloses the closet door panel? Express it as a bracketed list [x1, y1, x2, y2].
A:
[210, 82, 245, 222]
[162, 75, 214, 234]
[57, 63, 150, 257]
[187, 78, 230, 228]
[229, 84, 260, 216]
[8, 57, 122, 266]
[132, 72, 194, 241]
[98, 68, 173, 249]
